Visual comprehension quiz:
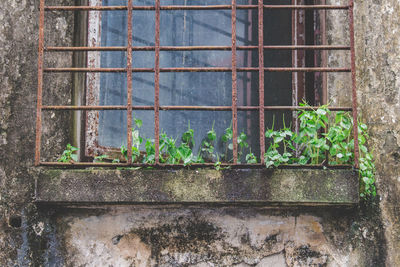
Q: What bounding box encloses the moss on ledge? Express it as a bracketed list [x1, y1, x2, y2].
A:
[35, 168, 359, 205]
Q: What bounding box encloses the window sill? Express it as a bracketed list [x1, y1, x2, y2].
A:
[35, 168, 359, 206]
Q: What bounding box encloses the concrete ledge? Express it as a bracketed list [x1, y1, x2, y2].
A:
[35, 168, 359, 205]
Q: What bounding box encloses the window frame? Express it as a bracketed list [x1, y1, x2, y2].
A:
[84, 0, 328, 160]
[35, 0, 360, 169]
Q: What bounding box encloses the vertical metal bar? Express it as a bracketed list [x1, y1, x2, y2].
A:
[258, 0, 265, 164]
[349, 0, 359, 169]
[126, 0, 133, 164]
[292, 0, 305, 157]
[320, 0, 329, 165]
[35, 0, 45, 166]
[321, 0, 328, 105]
[291, 0, 299, 156]
[154, 0, 161, 164]
[232, 0, 238, 164]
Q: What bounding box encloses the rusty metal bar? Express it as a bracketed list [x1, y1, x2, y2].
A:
[45, 46, 128, 51]
[41, 105, 352, 111]
[258, 0, 265, 164]
[44, 5, 234, 11]
[263, 5, 349, 9]
[262, 106, 352, 111]
[45, 6, 129, 11]
[44, 5, 349, 11]
[35, 0, 45, 166]
[154, 0, 160, 164]
[126, 0, 133, 164]
[349, 0, 359, 169]
[45, 45, 350, 52]
[44, 67, 126, 72]
[42, 105, 127, 110]
[43, 67, 351, 72]
[232, 0, 238, 164]
[39, 161, 353, 168]
[263, 45, 349, 50]
[39, 1, 357, 168]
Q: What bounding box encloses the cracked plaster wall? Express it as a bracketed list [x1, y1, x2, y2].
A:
[0, 0, 398, 266]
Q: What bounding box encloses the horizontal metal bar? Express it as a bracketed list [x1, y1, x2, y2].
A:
[44, 67, 351, 73]
[44, 67, 126, 72]
[45, 45, 350, 52]
[264, 45, 350, 50]
[45, 6, 128, 11]
[39, 161, 353, 169]
[263, 5, 349, 9]
[264, 67, 350, 72]
[44, 5, 349, 11]
[42, 105, 127, 110]
[264, 106, 352, 111]
[44, 5, 234, 11]
[159, 105, 352, 111]
[45, 46, 128, 51]
[41, 105, 352, 111]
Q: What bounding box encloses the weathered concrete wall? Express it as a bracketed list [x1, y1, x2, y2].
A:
[45, 206, 382, 266]
[0, 0, 398, 266]
[354, 1, 400, 266]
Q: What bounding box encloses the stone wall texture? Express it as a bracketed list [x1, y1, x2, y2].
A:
[0, 0, 399, 266]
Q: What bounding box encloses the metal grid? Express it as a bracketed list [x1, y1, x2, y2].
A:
[35, 0, 359, 168]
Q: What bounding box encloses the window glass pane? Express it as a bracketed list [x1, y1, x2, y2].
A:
[160, 72, 232, 106]
[96, 0, 292, 151]
[133, 0, 154, 5]
[160, 9, 232, 46]
[132, 73, 155, 106]
[98, 110, 127, 147]
[132, 11, 155, 46]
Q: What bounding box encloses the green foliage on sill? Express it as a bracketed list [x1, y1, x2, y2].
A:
[58, 144, 78, 163]
[263, 103, 376, 198]
[59, 105, 376, 198]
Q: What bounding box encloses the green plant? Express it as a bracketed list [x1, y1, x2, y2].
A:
[131, 117, 144, 162]
[262, 103, 376, 198]
[94, 154, 109, 163]
[245, 149, 257, 164]
[58, 144, 78, 163]
[181, 121, 194, 148]
[264, 117, 293, 167]
[143, 138, 155, 163]
[237, 131, 249, 163]
[220, 123, 254, 164]
[214, 157, 222, 171]
[357, 120, 376, 197]
[325, 111, 353, 164]
[60, 109, 376, 198]
[201, 121, 217, 161]
[221, 122, 233, 161]
[294, 104, 330, 164]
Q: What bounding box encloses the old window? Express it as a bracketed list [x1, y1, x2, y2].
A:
[36, 0, 358, 167]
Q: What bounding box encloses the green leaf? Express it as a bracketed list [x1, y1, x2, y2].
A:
[207, 130, 217, 141]
[134, 118, 143, 128]
[316, 108, 327, 115]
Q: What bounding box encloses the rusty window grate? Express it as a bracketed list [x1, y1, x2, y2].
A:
[35, 0, 359, 168]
